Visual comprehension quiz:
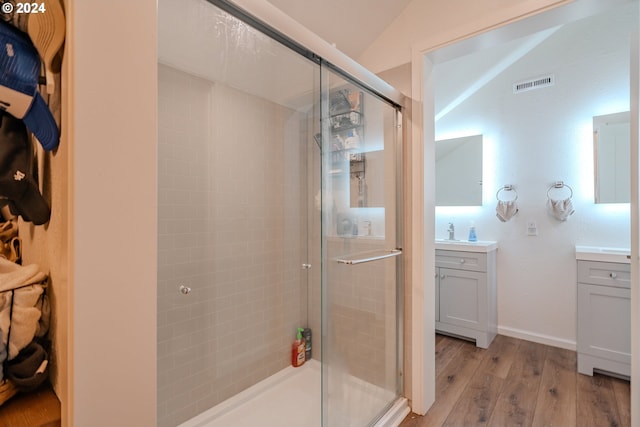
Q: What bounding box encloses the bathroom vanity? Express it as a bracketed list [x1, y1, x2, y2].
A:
[575, 246, 631, 377]
[435, 240, 498, 348]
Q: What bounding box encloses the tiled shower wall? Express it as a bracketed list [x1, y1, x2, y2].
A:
[157, 64, 310, 427]
[325, 238, 397, 389]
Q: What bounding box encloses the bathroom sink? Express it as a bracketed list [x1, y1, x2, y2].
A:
[575, 245, 631, 263]
[435, 239, 498, 253]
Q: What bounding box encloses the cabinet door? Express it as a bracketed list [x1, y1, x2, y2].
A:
[439, 268, 486, 331]
[578, 283, 630, 364]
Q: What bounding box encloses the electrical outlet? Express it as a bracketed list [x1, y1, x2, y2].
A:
[527, 221, 538, 236]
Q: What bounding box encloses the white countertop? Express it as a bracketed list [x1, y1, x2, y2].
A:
[435, 239, 498, 253]
[575, 245, 631, 264]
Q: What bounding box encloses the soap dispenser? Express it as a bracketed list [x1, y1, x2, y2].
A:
[468, 221, 477, 242]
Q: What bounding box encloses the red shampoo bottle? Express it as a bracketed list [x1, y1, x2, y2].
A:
[291, 328, 306, 367]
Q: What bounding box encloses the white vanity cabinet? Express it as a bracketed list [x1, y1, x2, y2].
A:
[577, 258, 631, 377]
[435, 242, 497, 348]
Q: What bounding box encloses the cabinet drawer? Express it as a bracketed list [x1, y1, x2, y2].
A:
[436, 250, 486, 272]
[577, 261, 630, 288]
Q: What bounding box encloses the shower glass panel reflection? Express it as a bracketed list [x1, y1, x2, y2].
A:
[157, 1, 403, 426]
[320, 67, 402, 426]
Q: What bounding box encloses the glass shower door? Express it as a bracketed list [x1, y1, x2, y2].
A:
[320, 66, 402, 427]
[157, 1, 322, 425]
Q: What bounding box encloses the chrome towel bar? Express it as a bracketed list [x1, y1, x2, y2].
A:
[336, 248, 402, 265]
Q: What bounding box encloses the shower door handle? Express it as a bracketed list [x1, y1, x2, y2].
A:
[336, 248, 402, 265]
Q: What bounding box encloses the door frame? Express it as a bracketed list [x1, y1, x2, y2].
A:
[409, 0, 640, 418]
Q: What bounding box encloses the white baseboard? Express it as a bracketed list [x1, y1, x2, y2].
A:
[497, 325, 576, 351]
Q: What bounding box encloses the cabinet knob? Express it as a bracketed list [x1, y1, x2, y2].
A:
[179, 285, 192, 295]
[440, 274, 446, 279]
[609, 272, 617, 279]
[459, 259, 466, 264]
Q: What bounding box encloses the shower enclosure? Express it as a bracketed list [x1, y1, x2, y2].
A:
[157, 1, 404, 426]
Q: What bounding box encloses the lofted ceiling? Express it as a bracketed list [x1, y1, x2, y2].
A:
[266, 0, 414, 60]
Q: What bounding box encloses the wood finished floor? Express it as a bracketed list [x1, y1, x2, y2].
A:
[0, 384, 60, 427]
[399, 334, 630, 427]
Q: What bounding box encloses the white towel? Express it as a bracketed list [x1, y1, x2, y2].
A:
[8, 285, 44, 361]
[0, 258, 48, 361]
[496, 200, 518, 222]
[0, 258, 46, 293]
[547, 198, 574, 221]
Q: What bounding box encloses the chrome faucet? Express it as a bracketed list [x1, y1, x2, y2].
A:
[447, 222, 455, 240]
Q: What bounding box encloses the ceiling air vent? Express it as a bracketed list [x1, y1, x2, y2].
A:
[513, 75, 554, 94]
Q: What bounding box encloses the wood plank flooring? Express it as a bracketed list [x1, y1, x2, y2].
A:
[400, 334, 630, 427]
[0, 384, 60, 427]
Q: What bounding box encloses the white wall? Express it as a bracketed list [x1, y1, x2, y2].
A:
[71, 0, 157, 425]
[434, 4, 636, 348]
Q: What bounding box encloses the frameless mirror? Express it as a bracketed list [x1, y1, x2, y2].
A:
[594, 112, 630, 203]
[436, 135, 483, 206]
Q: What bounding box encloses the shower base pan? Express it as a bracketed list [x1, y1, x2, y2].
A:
[178, 360, 409, 427]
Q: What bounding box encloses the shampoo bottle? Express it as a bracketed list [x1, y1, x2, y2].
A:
[302, 328, 312, 361]
[291, 328, 306, 367]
